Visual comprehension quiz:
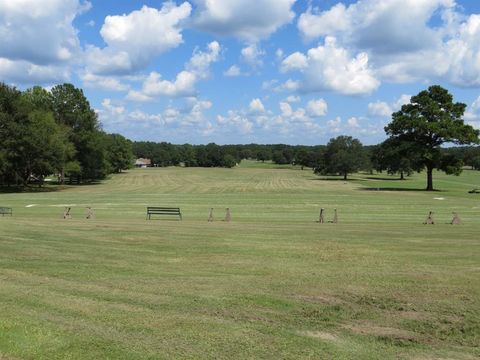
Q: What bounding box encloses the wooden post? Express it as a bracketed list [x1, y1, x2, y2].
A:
[86, 207, 95, 219]
[63, 207, 72, 219]
[451, 212, 461, 225]
[225, 208, 231, 222]
[332, 208, 338, 224]
[319, 208, 325, 223]
[423, 211, 434, 224]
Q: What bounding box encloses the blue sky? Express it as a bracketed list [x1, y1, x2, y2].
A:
[1, 0, 480, 145]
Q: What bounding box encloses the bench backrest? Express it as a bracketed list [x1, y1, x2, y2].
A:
[147, 207, 180, 212]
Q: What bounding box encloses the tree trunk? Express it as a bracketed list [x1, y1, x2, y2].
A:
[426, 165, 434, 191]
[400, 171, 405, 180]
[344, 173, 347, 180]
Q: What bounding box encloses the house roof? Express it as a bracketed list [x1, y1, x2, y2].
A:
[135, 158, 152, 165]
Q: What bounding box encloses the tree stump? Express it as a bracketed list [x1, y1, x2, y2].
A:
[332, 208, 338, 224]
[208, 208, 214, 222]
[423, 211, 434, 224]
[86, 207, 95, 219]
[451, 212, 461, 225]
[318, 208, 325, 223]
[63, 207, 72, 219]
[225, 208, 231, 222]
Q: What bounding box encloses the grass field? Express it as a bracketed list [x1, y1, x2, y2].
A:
[0, 161, 479, 359]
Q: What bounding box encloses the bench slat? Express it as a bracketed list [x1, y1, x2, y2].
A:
[146, 207, 182, 220]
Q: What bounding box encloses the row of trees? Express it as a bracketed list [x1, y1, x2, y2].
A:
[133, 142, 239, 168]
[1, 82, 478, 190]
[132, 141, 330, 169]
[133, 86, 479, 191]
[0, 83, 133, 187]
[311, 86, 479, 190]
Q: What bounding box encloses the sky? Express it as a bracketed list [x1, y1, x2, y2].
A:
[1, 0, 480, 145]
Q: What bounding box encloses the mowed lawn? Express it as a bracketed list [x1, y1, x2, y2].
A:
[0, 162, 479, 359]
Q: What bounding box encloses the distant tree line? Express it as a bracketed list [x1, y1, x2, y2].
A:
[133, 139, 480, 178]
[2, 82, 478, 191]
[133, 87, 479, 191]
[132, 142, 328, 169]
[0, 82, 134, 187]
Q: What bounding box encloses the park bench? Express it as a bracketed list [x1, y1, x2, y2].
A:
[0, 207, 12, 216]
[146, 207, 182, 220]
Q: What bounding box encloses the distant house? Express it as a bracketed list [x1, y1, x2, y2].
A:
[135, 158, 152, 168]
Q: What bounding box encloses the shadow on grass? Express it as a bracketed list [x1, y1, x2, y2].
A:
[364, 176, 406, 181]
[0, 180, 103, 193]
[310, 177, 367, 182]
[66, 180, 103, 186]
[0, 185, 62, 193]
[361, 187, 444, 192]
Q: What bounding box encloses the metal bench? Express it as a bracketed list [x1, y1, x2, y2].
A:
[146, 207, 182, 220]
[0, 207, 12, 216]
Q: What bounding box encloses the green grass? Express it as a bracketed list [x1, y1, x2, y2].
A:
[0, 161, 479, 359]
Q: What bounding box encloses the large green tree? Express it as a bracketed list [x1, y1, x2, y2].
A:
[9, 111, 71, 186]
[385, 86, 479, 190]
[315, 136, 367, 180]
[51, 84, 108, 182]
[371, 138, 423, 180]
[0, 84, 73, 186]
[105, 133, 134, 173]
[0, 83, 21, 185]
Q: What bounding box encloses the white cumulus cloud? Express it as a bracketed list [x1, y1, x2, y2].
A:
[86, 2, 191, 75]
[186, 41, 221, 79]
[102, 98, 125, 116]
[298, 0, 454, 54]
[0, 0, 90, 84]
[298, 3, 350, 40]
[217, 111, 254, 134]
[307, 98, 328, 117]
[297, 0, 480, 88]
[368, 101, 392, 117]
[0, 0, 84, 65]
[127, 41, 221, 100]
[282, 37, 379, 95]
[241, 44, 265, 68]
[443, 14, 480, 87]
[224, 65, 241, 77]
[347, 116, 360, 128]
[368, 94, 412, 118]
[81, 72, 129, 92]
[285, 95, 300, 103]
[249, 98, 265, 113]
[140, 71, 197, 98]
[193, 0, 296, 42]
[280, 52, 308, 72]
[465, 95, 480, 128]
[0, 58, 70, 85]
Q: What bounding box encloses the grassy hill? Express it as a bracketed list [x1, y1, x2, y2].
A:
[0, 162, 479, 359]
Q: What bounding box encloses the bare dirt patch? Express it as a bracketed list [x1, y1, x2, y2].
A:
[0, 353, 22, 360]
[397, 310, 430, 321]
[301, 330, 338, 342]
[343, 320, 418, 343]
